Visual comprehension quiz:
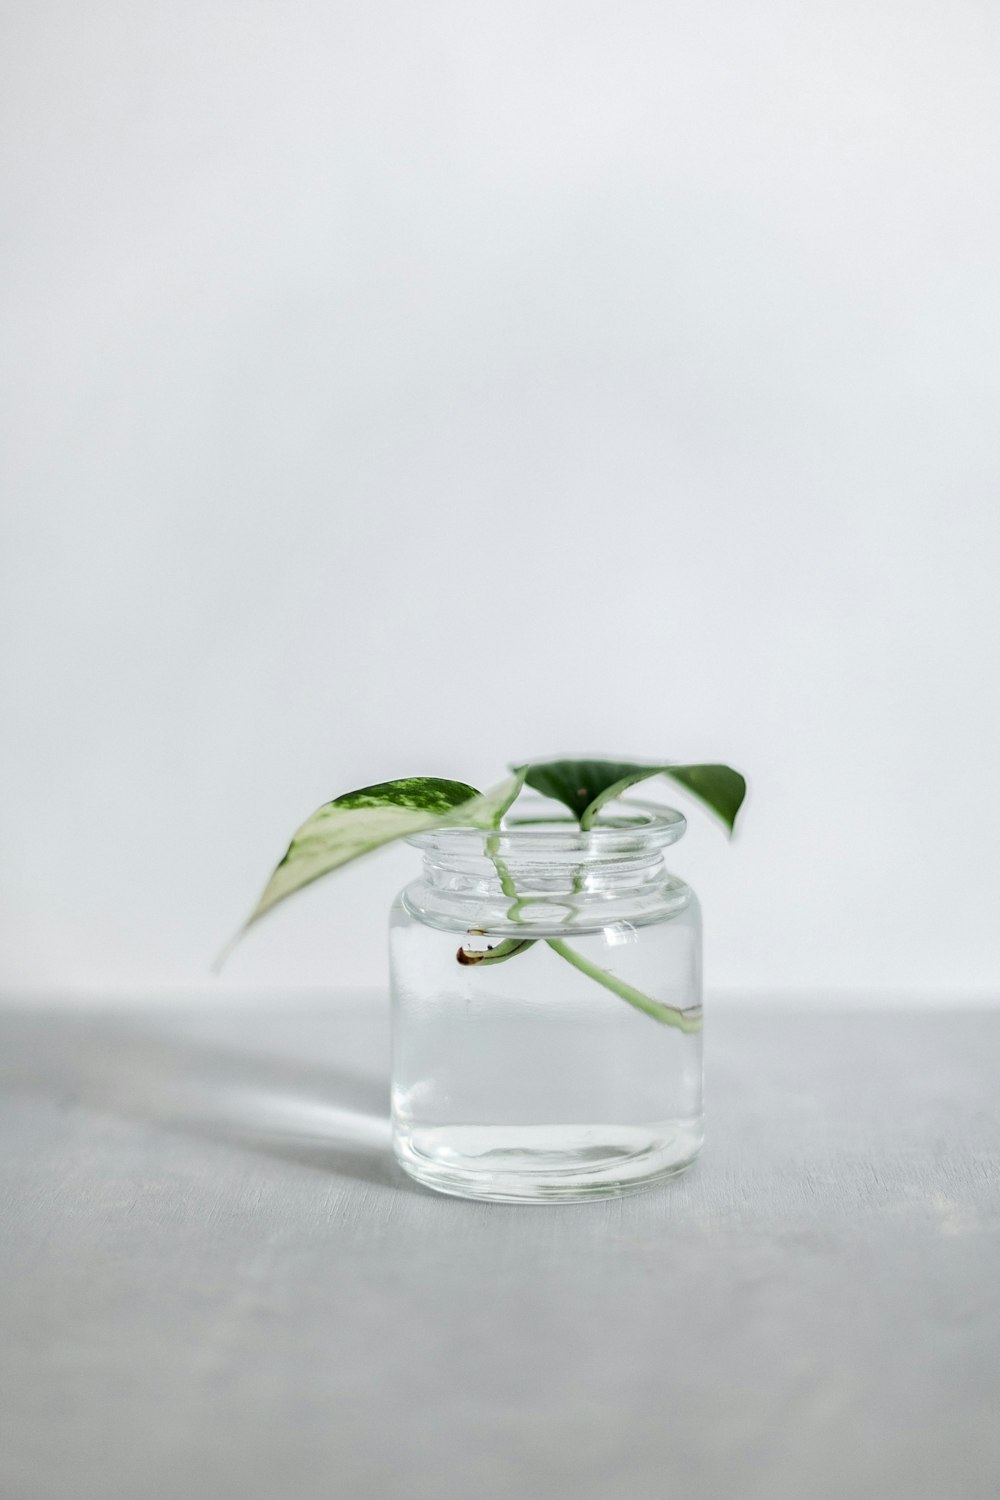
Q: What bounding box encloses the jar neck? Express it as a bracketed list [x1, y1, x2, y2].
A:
[404, 805, 691, 934]
[420, 842, 670, 901]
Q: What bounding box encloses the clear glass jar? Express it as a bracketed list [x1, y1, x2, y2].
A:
[389, 799, 703, 1203]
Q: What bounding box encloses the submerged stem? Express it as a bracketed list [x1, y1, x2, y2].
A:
[545, 938, 703, 1033]
[455, 830, 539, 963]
[485, 829, 519, 902]
[477, 828, 698, 1030]
[456, 937, 534, 966]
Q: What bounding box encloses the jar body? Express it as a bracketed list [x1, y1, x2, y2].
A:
[389, 808, 703, 1203]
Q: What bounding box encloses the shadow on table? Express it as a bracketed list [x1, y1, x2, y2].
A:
[0, 1007, 431, 1196]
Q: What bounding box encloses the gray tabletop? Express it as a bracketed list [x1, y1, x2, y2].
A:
[1, 998, 998, 1500]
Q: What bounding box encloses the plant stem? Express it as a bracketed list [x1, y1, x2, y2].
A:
[456, 937, 535, 966]
[480, 828, 699, 1030]
[545, 938, 703, 1033]
[485, 830, 519, 901]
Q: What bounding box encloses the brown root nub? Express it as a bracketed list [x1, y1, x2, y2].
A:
[456, 946, 483, 966]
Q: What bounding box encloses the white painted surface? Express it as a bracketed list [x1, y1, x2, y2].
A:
[1, 997, 998, 1499]
[2, 4, 999, 998]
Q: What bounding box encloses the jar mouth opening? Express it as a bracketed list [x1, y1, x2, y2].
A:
[407, 798, 686, 855]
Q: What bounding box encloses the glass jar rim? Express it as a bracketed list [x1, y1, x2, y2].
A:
[407, 798, 686, 856]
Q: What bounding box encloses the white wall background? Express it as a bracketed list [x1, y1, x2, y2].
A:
[2, 0, 998, 999]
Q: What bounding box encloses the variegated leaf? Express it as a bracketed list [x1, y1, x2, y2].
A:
[223, 771, 525, 957]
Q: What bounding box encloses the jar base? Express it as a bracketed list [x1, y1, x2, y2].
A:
[393, 1120, 703, 1204]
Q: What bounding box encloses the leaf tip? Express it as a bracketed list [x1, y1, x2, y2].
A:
[210, 932, 240, 975]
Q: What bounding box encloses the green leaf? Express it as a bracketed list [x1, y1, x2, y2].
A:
[222, 771, 525, 960]
[656, 763, 746, 834]
[520, 759, 746, 833]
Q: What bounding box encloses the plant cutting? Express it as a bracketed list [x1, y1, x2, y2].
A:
[224, 756, 746, 1203]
